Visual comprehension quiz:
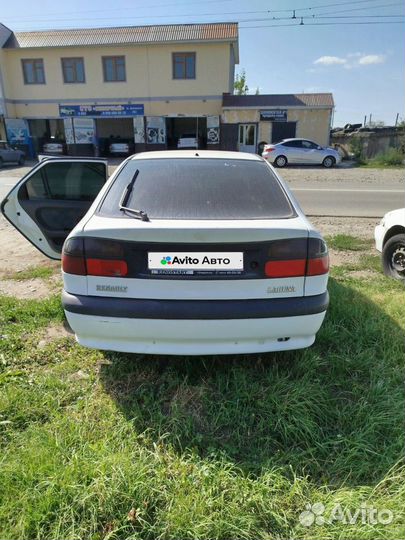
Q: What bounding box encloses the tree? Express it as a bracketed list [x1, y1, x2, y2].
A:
[234, 70, 249, 95]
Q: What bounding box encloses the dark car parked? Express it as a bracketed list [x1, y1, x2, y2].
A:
[0, 141, 25, 167]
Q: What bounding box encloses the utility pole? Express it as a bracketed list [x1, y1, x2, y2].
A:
[369, 113, 372, 126]
[363, 115, 367, 127]
[395, 113, 399, 127]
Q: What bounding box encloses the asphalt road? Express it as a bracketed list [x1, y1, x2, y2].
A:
[289, 184, 404, 217]
[0, 163, 404, 218]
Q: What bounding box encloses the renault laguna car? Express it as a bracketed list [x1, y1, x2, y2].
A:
[1, 151, 329, 355]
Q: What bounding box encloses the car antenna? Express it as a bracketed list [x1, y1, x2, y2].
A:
[195, 152, 199, 156]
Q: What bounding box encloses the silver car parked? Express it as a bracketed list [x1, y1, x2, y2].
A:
[0, 140, 25, 167]
[262, 138, 341, 168]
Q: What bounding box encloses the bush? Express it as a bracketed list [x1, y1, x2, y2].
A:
[369, 147, 405, 166]
[349, 137, 366, 164]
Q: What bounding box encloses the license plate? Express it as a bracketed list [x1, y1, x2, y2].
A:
[148, 252, 244, 271]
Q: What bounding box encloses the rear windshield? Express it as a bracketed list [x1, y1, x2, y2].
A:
[98, 158, 296, 220]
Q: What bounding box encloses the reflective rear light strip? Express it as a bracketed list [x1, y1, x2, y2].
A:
[265, 259, 307, 278]
[86, 258, 128, 277]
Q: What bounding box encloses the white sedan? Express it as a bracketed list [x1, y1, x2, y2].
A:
[43, 142, 64, 155]
[177, 133, 199, 149]
[109, 142, 130, 156]
[1, 151, 329, 355]
[375, 208, 405, 282]
[262, 138, 342, 168]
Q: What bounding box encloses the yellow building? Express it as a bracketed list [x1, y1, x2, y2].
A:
[0, 22, 238, 155]
[0, 21, 334, 156]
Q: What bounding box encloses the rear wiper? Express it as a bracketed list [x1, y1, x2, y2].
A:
[119, 169, 149, 222]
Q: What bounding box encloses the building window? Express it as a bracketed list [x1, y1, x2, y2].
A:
[21, 59, 45, 84]
[172, 52, 196, 79]
[102, 56, 126, 82]
[61, 57, 85, 83]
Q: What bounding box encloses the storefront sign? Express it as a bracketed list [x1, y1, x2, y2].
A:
[133, 116, 145, 144]
[260, 110, 287, 121]
[5, 118, 30, 144]
[146, 117, 166, 144]
[207, 116, 220, 144]
[73, 118, 95, 144]
[59, 104, 144, 117]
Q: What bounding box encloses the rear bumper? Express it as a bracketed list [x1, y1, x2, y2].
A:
[62, 291, 328, 355]
[62, 291, 329, 320]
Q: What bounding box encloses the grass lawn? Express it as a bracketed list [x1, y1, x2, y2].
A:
[325, 234, 373, 252]
[0, 249, 404, 539]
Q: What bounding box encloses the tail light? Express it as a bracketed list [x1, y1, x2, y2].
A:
[264, 237, 329, 278]
[62, 237, 128, 277]
[263, 146, 274, 153]
[307, 238, 329, 276]
[62, 238, 86, 275]
[62, 236, 329, 280]
[86, 259, 128, 277]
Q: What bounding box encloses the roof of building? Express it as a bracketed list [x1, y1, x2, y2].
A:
[222, 93, 334, 108]
[0, 23, 12, 48]
[3, 22, 238, 49]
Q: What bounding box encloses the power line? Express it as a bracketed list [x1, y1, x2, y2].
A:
[239, 20, 405, 29]
[314, 14, 405, 17]
[8, 11, 405, 31]
[4, 0, 400, 23]
[2, 0, 238, 23]
[235, 13, 405, 24]
[244, 0, 401, 14]
[310, 2, 404, 16]
[10, 15, 405, 32]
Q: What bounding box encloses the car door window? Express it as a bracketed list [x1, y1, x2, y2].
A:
[25, 170, 48, 198]
[23, 162, 106, 201]
[282, 141, 301, 148]
[302, 140, 318, 149]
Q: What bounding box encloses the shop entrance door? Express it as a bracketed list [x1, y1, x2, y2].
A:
[271, 121, 297, 143]
[238, 124, 256, 153]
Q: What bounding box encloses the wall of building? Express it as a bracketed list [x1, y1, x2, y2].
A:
[291, 109, 332, 147]
[2, 42, 233, 119]
[222, 107, 332, 147]
[10, 98, 222, 119]
[0, 49, 9, 120]
[0, 119, 6, 139]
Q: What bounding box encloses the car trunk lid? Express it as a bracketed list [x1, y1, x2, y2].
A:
[65, 216, 313, 300]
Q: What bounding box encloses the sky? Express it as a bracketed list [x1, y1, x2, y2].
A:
[1, 0, 404, 126]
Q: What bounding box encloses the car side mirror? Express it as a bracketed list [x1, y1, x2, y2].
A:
[317, 146, 322, 150]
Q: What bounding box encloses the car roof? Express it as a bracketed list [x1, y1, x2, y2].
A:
[130, 150, 262, 161]
[281, 138, 312, 142]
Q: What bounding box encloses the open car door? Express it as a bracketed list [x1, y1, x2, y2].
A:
[1, 157, 108, 260]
